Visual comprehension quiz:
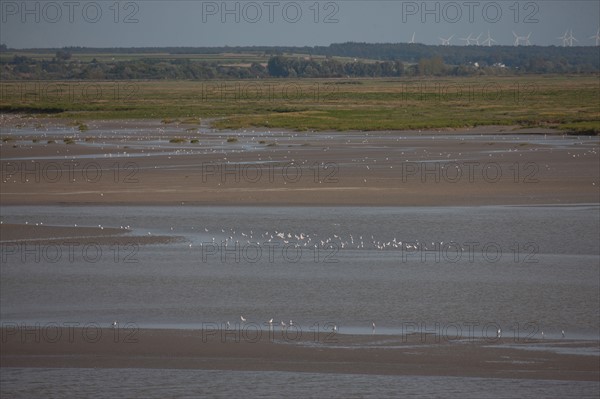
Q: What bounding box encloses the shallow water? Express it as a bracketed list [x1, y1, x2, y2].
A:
[1, 205, 599, 340]
[1, 368, 599, 399]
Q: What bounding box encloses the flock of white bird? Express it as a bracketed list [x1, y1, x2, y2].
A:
[237, 315, 336, 332]
[192, 225, 469, 252]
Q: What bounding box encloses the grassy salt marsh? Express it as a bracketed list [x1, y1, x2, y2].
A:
[1, 76, 598, 133]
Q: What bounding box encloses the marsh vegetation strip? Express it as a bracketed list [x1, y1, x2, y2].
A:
[1, 76, 598, 132]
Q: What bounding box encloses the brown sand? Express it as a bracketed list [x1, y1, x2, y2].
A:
[1, 327, 598, 380]
[1, 120, 598, 206]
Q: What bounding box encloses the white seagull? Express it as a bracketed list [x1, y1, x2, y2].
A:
[240, 315, 246, 322]
[111, 321, 118, 328]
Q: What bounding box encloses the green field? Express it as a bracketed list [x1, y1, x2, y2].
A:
[1, 76, 599, 133]
[0, 50, 361, 65]
[0, 51, 268, 64]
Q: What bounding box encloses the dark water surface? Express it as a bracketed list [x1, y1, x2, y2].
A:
[1, 205, 598, 339]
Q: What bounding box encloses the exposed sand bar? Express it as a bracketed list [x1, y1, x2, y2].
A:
[1, 327, 598, 381]
[0, 223, 181, 245]
[1, 121, 598, 206]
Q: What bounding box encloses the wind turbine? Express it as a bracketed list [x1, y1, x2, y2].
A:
[557, 30, 569, 47]
[589, 28, 600, 46]
[481, 31, 497, 47]
[409, 32, 416, 44]
[460, 33, 474, 46]
[566, 29, 578, 47]
[513, 31, 531, 46]
[473, 33, 483, 46]
[439, 35, 454, 46]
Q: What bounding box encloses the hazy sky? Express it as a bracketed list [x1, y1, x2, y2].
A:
[1, 0, 599, 48]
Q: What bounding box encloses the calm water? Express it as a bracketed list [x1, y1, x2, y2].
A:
[2, 205, 599, 397]
[1, 204, 599, 339]
[1, 368, 599, 399]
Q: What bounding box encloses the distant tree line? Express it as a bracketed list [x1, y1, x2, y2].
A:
[316, 42, 599, 72]
[267, 56, 407, 78]
[1, 55, 269, 80]
[50, 42, 600, 70]
[8, 43, 598, 68]
[1, 42, 598, 80]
